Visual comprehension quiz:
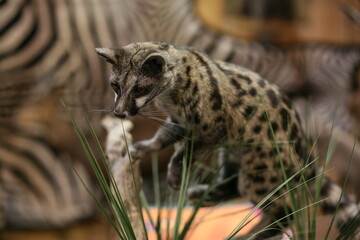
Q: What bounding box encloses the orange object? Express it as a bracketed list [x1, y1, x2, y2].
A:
[143, 202, 261, 240]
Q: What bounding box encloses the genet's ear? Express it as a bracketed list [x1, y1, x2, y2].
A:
[141, 54, 166, 76]
[95, 48, 117, 65]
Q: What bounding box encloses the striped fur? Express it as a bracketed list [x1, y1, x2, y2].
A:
[0, 0, 359, 229]
[0, 125, 96, 228]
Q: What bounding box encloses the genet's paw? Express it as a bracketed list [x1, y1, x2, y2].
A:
[167, 171, 182, 190]
[187, 184, 219, 206]
[129, 140, 151, 159]
[166, 162, 182, 190]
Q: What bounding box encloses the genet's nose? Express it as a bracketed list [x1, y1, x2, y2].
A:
[114, 112, 127, 119]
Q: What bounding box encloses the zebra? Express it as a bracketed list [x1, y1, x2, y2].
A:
[0, 0, 359, 229]
[0, 90, 97, 229]
[0, 126, 96, 229]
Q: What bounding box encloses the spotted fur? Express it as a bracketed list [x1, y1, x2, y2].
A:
[97, 41, 360, 239]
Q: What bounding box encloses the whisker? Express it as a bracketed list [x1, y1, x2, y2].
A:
[139, 111, 169, 118]
[148, 116, 185, 128]
[145, 101, 180, 113]
[139, 110, 185, 128]
[138, 113, 188, 141]
[88, 109, 112, 113]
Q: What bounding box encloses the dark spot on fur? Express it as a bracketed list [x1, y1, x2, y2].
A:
[237, 73, 252, 84]
[268, 122, 279, 139]
[259, 152, 266, 158]
[215, 116, 224, 123]
[192, 83, 199, 95]
[191, 51, 223, 111]
[194, 113, 201, 124]
[184, 78, 191, 90]
[269, 151, 276, 157]
[270, 146, 282, 157]
[202, 124, 209, 131]
[238, 128, 245, 135]
[270, 176, 278, 183]
[236, 89, 247, 98]
[182, 57, 187, 63]
[258, 79, 266, 88]
[252, 175, 265, 183]
[279, 108, 290, 131]
[254, 164, 267, 172]
[255, 188, 268, 196]
[230, 78, 241, 89]
[295, 140, 303, 155]
[271, 121, 279, 132]
[185, 97, 192, 105]
[186, 66, 191, 76]
[243, 105, 257, 119]
[259, 111, 268, 122]
[210, 91, 223, 110]
[273, 159, 287, 169]
[253, 125, 262, 134]
[246, 138, 254, 145]
[189, 98, 199, 110]
[186, 112, 201, 124]
[282, 95, 292, 109]
[249, 88, 257, 96]
[290, 124, 299, 140]
[267, 89, 279, 108]
[231, 99, 243, 108]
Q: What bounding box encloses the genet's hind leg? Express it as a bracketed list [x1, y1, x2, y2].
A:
[238, 152, 293, 240]
[188, 147, 240, 205]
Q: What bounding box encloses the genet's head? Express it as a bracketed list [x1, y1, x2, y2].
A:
[96, 42, 175, 118]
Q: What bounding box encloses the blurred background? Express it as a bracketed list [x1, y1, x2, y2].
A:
[0, 0, 359, 239]
[198, 0, 360, 44]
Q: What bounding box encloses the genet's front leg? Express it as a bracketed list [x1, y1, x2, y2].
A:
[131, 117, 185, 159]
[167, 140, 204, 189]
[167, 142, 186, 189]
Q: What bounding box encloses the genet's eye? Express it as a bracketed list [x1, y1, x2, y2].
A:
[134, 86, 149, 96]
[111, 82, 121, 95]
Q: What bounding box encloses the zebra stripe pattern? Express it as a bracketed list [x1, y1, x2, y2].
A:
[0, 125, 96, 228]
[0, 0, 359, 228]
[0, 0, 121, 123]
